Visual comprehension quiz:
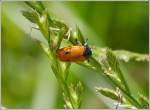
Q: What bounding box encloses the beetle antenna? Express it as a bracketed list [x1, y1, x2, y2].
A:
[84, 38, 88, 46]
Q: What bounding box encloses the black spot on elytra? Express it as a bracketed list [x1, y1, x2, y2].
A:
[65, 51, 70, 55]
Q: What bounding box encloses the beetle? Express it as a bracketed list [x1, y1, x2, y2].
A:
[56, 45, 92, 62]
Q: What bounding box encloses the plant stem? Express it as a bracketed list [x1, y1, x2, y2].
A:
[62, 81, 75, 108]
[23, 1, 148, 108]
[110, 76, 140, 107]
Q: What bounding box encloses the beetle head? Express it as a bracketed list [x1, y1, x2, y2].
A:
[83, 46, 92, 58]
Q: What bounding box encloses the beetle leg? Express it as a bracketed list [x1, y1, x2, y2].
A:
[75, 38, 82, 45]
[64, 28, 72, 39]
[84, 38, 89, 46]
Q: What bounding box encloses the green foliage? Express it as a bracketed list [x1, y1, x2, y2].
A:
[24, 1, 45, 15]
[22, 1, 149, 109]
[93, 47, 149, 63]
[114, 50, 149, 62]
[23, 1, 83, 109]
[94, 48, 148, 108]
[139, 94, 149, 108]
[76, 25, 85, 45]
[64, 82, 83, 108]
[22, 10, 39, 23]
[96, 88, 119, 101]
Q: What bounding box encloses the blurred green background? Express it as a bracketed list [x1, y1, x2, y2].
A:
[1, 1, 149, 109]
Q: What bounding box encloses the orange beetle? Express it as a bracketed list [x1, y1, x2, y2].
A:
[56, 45, 92, 62]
